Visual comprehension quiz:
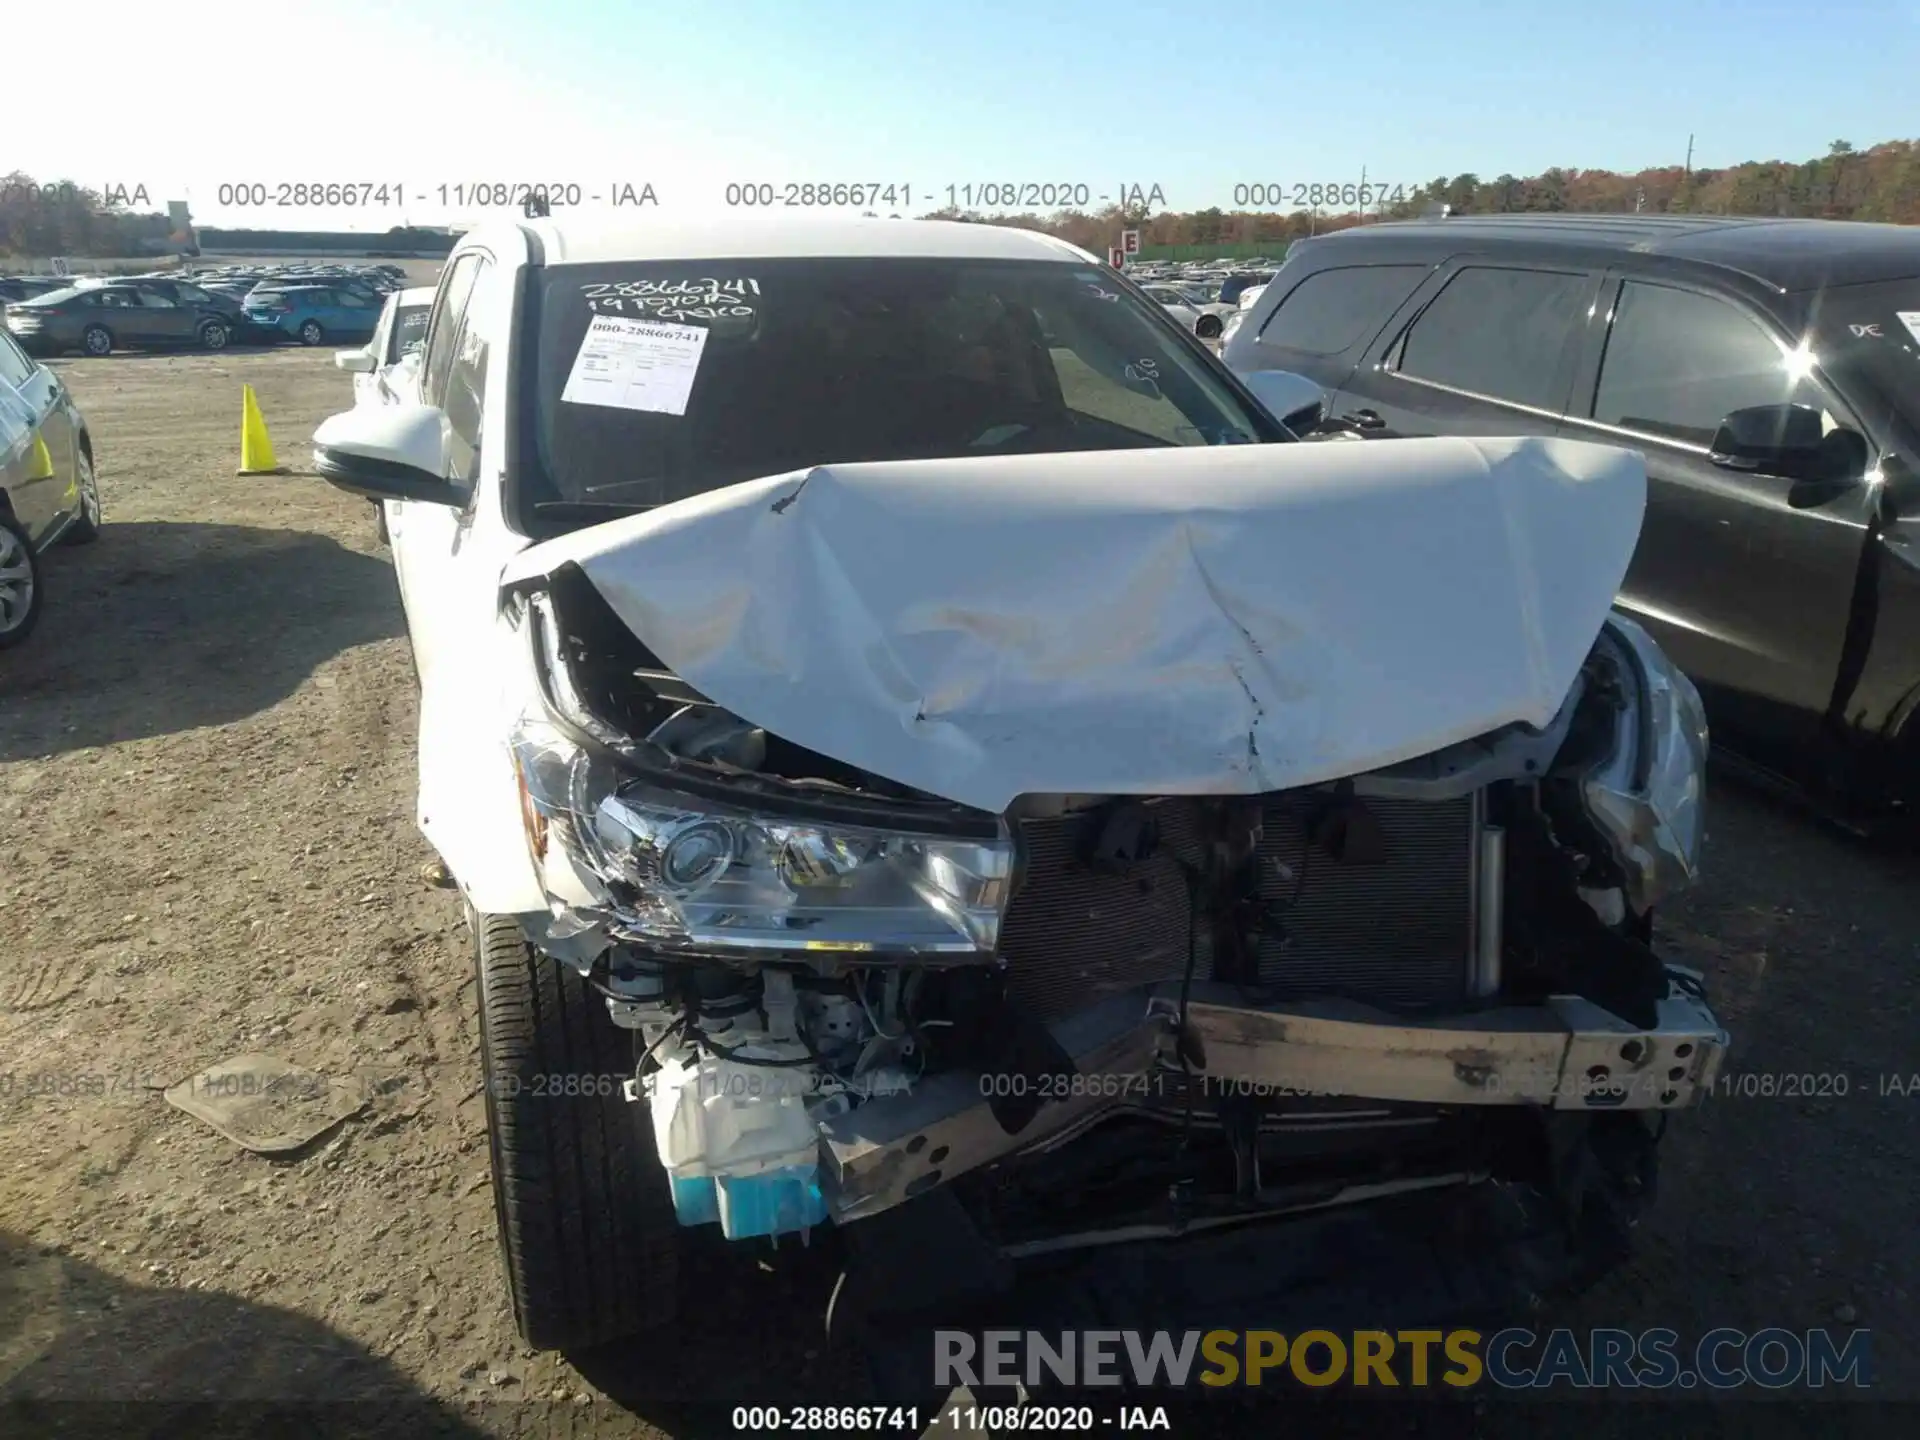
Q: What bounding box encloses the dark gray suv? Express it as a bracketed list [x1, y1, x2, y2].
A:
[1223, 214, 1920, 833]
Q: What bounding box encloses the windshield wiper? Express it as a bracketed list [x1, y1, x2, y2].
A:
[531, 500, 657, 521]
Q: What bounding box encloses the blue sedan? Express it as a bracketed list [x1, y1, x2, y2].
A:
[242, 285, 384, 347]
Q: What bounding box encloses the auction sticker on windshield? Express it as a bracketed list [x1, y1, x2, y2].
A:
[1897, 310, 1920, 347]
[560, 314, 710, 416]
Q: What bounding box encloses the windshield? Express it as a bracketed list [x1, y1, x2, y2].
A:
[388, 303, 430, 362]
[524, 256, 1278, 524]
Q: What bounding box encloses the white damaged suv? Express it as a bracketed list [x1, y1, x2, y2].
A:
[307, 215, 1726, 1351]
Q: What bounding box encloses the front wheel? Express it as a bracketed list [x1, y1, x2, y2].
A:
[199, 319, 231, 351]
[474, 911, 680, 1350]
[60, 445, 101, 546]
[1195, 313, 1223, 340]
[297, 320, 325, 346]
[0, 513, 43, 649]
[81, 325, 113, 357]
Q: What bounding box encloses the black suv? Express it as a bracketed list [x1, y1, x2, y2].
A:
[1223, 214, 1920, 830]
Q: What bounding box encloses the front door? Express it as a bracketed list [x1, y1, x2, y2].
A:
[132, 291, 194, 344]
[1561, 277, 1876, 764]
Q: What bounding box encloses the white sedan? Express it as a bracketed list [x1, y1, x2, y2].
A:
[1141, 283, 1238, 340]
[335, 286, 435, 408]
[333, 286, 434, 544]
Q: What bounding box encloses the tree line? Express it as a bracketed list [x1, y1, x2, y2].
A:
[925, 138, 1920, 251]
[7, 138, 1919, 258]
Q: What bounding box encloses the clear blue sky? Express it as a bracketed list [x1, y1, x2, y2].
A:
[15, 0, 1919, 226]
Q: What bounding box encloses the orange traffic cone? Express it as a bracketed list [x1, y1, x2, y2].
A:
[237, 385, 286, 475]
[27, 433, 54, 481]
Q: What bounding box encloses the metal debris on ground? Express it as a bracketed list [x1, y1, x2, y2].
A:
[163, 1052, 367, 1154]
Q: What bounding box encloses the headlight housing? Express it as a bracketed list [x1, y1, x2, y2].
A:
[1578, 616, 1709, 912]
[511, 715, 1014, 957]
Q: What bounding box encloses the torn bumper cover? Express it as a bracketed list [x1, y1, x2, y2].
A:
[820, 973, 1727, 1223]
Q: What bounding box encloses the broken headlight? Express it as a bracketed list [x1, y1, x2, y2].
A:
[510, 716, 1014, 956]
[1579, 616, 1710, 912]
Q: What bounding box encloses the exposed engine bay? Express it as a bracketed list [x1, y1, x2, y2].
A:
[505, 561, 1725, 1266]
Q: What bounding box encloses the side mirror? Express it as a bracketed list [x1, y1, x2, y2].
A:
[311, 403, 463, 506]
[1240, 369, 1329, 435]
[1710, 404, 1870, 498]
[334, 348, 376, 373]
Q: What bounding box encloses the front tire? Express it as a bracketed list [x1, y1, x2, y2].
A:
[199, 319, 231, 351]
[0, 513, 43, 649]
[61, 445, 102, 546]
[1195, 313, 1223, 340]
[298, 319, 325, 346]
[474, 911, 679, 1350]
[81, 325, 113, 357]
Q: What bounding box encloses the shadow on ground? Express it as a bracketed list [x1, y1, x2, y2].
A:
[0, 521, 403, 762]
[0, 1232, 487, 1439]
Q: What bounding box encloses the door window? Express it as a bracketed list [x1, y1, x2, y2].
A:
[1591, 282, 1833, 447]
[136, 292, 178, 308]
[422, 254, 485, 407]
[0, 332, 37, 387]
[444, 304, 491, 483]
[1395, 266, 1592, 411]
[1257, 264, 1428, 355]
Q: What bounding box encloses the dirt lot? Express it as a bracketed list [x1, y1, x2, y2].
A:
[1, 341, 1916, 1438]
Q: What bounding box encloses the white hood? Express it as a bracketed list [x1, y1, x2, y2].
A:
[503, 437, 1646, 815]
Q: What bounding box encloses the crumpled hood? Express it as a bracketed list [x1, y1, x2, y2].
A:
[502, 437, 1646, 815]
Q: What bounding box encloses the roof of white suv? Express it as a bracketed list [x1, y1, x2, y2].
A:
[509, 215, 1097, 266]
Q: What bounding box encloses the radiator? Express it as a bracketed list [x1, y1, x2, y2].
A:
[998, 792, 1479, 1022]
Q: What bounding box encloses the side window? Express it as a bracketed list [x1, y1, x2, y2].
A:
[421, 255, 484, 407]
[1257, 264, 1428, 356]
[1395, 266, 1592, 411]
[443, 263, 495, 482]
[1590, 282, 1828, 447]
[390, 307, 430, 363]
[137, 292, 177, 308]
[0, 332, 36, 386]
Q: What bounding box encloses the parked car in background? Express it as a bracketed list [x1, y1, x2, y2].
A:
[1224, 212, 1920, 832]
[296, 213, 1723, 1354]
[0, 327, 100, 647]
[244, 285, 383, 346]
[247, 275, 389, 308]
[81, 276, 270, 344]
[1216, 271, 1275, 307]
[0, 277, 73, 304]
[1141, 281, 1237, 339]
[4, 283, 236, 355]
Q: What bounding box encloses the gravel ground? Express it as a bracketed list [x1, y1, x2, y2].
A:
[0, 342, 1914, 1438]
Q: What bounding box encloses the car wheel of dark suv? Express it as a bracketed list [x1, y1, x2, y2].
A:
[199, 320, 231, 351]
